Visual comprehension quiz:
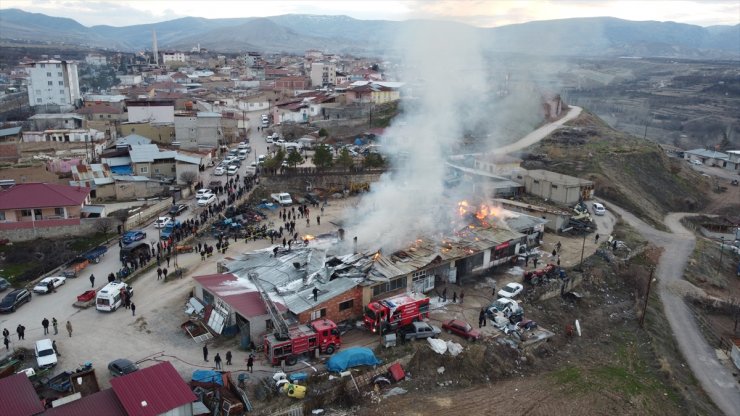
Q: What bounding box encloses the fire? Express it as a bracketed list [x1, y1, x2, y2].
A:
[372, 250, 382, 261]
[303, 235, 315, 241]
[457, 200, 505, 226]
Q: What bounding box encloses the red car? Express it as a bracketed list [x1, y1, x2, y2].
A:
[441, 319, 481, 341]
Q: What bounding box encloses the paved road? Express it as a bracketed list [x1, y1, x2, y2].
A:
[603, 202, 740, 415]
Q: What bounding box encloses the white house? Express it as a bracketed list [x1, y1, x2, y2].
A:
[127, 99, 175, 123]
[162, 52, 188, 64]
[310, 62, 337, 87]
[25, 60, 80, 108]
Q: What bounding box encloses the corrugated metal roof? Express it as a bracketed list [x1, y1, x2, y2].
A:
[0, 126, 22, 137]
[685, 148, 729, 160]
[175, 153, 200, 165]
[110, 361, 195, 416]
[114, 134, 151, 147]
[0, 373, 45, 416]
[44, 389, 126, 416]
[192, 273, 286, 318]
[101, 156, 131, 167]
[0, 183, 90, 210]
[129, 145, 177, 163]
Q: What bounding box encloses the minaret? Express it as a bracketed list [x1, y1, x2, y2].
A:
[152, 29, 159, 65]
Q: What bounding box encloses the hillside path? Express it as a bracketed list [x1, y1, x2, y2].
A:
[491, 105, 582, 154]
[603, 203, 740, 415]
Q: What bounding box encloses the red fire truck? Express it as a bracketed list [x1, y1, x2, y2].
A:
[264, 319, 342, 366]
[363, 293, 431, 333]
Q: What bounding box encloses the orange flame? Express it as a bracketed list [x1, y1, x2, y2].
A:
[303, 234, 315, 240]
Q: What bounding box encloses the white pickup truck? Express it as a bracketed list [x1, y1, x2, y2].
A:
[271, 192, 293, 206]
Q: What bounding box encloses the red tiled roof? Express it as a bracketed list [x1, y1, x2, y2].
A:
[78, 104, 124, 115]
[0, 183, 90, 210]
[110, 362, 195, 416]
[193, 273, 285, 318]
[43, 389, 126, 416]
[0, 373, 45, 416]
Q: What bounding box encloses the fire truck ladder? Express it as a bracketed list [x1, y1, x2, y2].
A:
[248, 272, 290, 340]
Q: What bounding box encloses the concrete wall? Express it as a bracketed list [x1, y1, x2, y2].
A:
[262, 169, 383, 194]
[115, 180, 167, 200]
[0, 217, 102, 241]
[119, 123, 175, 144]
[122, 199, 171, 230]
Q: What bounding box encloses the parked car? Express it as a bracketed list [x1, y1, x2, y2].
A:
[33, 276, 66, 294]
[108, 358, 139, 377]
[592, 202, 606, 216]
[0, 277, 11, 292]
[0, 288, 31, 313]
[168, 204, 187, 216]
[227, 165, 238, 176]
[690, 159, 703, 165]
[304, 193, 320, 205]
[195, 189, 213, 199]
[486, 298, 522, 318]
[441, 319, 481, 341]
[237, 142, 249, 150]
[35, 339, 58, 369]
[398, 322, 441, 341]
[497, 282, 524, 299]
[153, 217, 171, 229]
[214, 166, 225, 176]
[122, 230, 146, 244]
[197, 194, 217, 206]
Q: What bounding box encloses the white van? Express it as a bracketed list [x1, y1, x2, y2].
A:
[238, 149, 248, 160]
[96, 281, 133, 312]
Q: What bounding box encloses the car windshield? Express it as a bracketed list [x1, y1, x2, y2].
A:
[502, 286, 514, 293]
[364, 307, 376, 320]
[493, 300, 508, 310]
[38, 348, 54, 357]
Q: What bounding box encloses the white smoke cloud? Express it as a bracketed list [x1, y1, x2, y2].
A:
[343, 22, 491, 251]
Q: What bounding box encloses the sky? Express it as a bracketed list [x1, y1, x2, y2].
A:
[2, 0, 739, 27]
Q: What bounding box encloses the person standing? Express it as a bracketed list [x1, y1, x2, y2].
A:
[440, 287, 447, 302]
[157, 267, 162, 280]
[52, 340, 60, 356]
[595, 234, 600, 244]
[478, 308, 486, 328]
[16, 324, 25, 340]
[2, 328, 8, 340]
[247, 354, 254, 373]
[459, 291, 465, 304]
[225, 351, 232, 365]
[313, 287, 319, 302]
[533, 257, 539, 268]
[316, 215, 320, 226]
[452, 291, 457, 303]
[214, 353, 222, 370]
[3, 336, 9, 351]
[492, 282, 497, 297]
[163, 268, 168, 280]
[52, 318, 58, 335]
[203, 344, 209, 362]
[42, 318, 49, 335]
[89, 274, 95, 288]
[65, 321, 73, 338]
[131, 302, 136, 316]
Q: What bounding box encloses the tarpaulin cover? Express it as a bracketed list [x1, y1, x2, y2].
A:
[326, 347, 381, 373]
[192, 370, 223, 385]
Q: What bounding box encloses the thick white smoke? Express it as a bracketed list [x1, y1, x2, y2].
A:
[343, 22, 491, 251]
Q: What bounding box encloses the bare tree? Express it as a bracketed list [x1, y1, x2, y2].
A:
[179, 171, 198, 187]
[94, 218, 115, 235]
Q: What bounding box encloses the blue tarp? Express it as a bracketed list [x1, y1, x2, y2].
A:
[192, 370, 223, 385]
[110, 165, 133, 174]
[326, 347, 381, 373]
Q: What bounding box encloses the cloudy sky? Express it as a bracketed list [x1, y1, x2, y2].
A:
[2, 0, 738, 27]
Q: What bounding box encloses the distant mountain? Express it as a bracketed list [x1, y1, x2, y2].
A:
[0, 8, 738, 59]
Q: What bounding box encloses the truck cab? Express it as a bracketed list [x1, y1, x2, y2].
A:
[264, 319, 341, 366]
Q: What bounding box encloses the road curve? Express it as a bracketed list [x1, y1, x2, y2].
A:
[605, 203, 740, 415]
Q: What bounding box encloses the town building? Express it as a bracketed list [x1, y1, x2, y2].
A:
[514, 169, 595, 205]
[174, 111, 222, 150]
[0, 126, 22, 163]
[310, 62, 337, 87]
[345, 81, 403, 105]
[162, 51, 189, 64]
[84, 54, 108, 66]
[127, 99, 175, 124]
[25, 60, 80, 108]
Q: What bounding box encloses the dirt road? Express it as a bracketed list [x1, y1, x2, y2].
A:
[603, 202, 740, 415]
[491, 105, 582, 155]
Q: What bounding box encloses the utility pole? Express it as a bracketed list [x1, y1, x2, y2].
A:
[577, 232, 587, 272]
[717, 237, 725, 274]
[640, 267, 655, 328]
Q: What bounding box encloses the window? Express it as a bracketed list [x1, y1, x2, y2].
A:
[551, 185, 558, 189]
[58, 72, 63, 77]
[35, 89, 41, 95]
[339, 299, 353, 311]
[0, 212, 5, 221]
[58, 81, 64, 86]
[310, 308, 327, 320]
[202, 290, 214, 305]
[533, 179, 540, 184]
[20, 209, 32, 217]
[55, 63, 60, 68]
[54, 208, 65, 217]
[48, 81, 53, 86]
[40, 63, 45, 68]
[47, 72, 52, 77]
[36, 98, 42, 103]
[139, 166, 148, 174]
[372, 277, 407, 297]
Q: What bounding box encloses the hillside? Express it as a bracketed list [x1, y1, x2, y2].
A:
[523, 111, 709, 228]
[0, 9, 738, 59]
